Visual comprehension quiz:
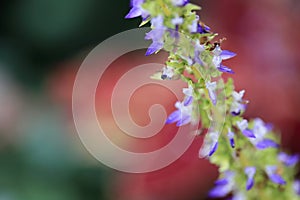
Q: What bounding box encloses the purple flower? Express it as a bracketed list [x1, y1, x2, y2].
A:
[244, 166, 256, 190]
[206, 81, 217, 105]
[236, 119, 256, 138]
[166, 85, 193, 126]
[278, 152, 299, 167]
[165, 101, 192, 126]
[209, 171, 235, 198]
[265, 166, 286, 185]
[230, 90, 246, 116]
[212, 45, 236, 74]
[236, 118, 279, 148]
[220, 50, 237, 59]
[227, 129, 235, 148]
[293, 180, 300, 196]
[125, 0, 149, 20]
[171, 0, 189, 7]
[255, 139, 279, 149]
[197, 23, 211, 34]
[218, 65, 235, 74]
[145, 16, 166, 55]
[249, 118, 279, 149]
[199, 131, 219, 158]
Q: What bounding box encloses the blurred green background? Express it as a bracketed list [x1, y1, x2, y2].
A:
[0, 0, 138, 89]
[0, 0, 137, 199]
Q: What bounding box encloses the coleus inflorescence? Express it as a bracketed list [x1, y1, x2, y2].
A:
[126, 0, 300, 199]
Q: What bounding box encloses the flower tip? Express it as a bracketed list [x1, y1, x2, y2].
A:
[256, 139, 279, 149]
[165, 119, 171, 124]
[243, 129, 256, 138]
[125, 7, 142, 19]
[212, 99, 217, 106]
[272, 176, 286, 185]
[218, 65, 234, 74]
[208, 142, 218, 157]
[183, 96, 193, 106]
[176, 115, 191, 127]
[266, 167, 286, 185]
[145, 49, 154, 56]
[165, 110, 181, 124]
[230, 138, 235, 148]
[125, 14, 132, 19]
[246, 181, 254, 190]
[220, 50, 237, 60]
[231, 111, 241, 116]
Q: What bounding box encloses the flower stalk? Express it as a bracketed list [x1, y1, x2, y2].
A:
[125, 0, 299, 199]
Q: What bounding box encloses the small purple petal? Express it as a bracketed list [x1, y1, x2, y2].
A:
[218, 65, 235, 74]
[208, 185, 231, 198]
[171, 0, 189, 7]
[231, 110, 241, 116]
[145, 29, 165, 41]
[246, 178, 254, 190]
[278, 152, 299, 166]
[256, 139, 279, 149]
[197, 24, 210, 34]
[227, 131, 235, 148]
[165, 110, 181, 124]
[285, 155, 299, 166]
[265, 123, 273, 131]
[208, 142, 218, 156]
[141, 14, 150, 21]
[266, 166, 286, 185]
[269, 174, 286, 185]
[242, 129, 256, 138]
[125, 7, 142, 19]
[182, 0, 189, 6]
[183, 96, 193, 106]
[220, 50, 237, 60]
[145, 42, 164, 55]
[130, 0, 144, 6]
[169, 27, 180, 38]
[245, 167, 256, 190]
[230, 138, 235, 148]
[215, 178, 228, 186]
[176, 115, 191, 126]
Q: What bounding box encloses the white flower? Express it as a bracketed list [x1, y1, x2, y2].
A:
[236, 119, 248, 132]
[230, 90, 246, 115]
[171, 15, 184, 26]
[188, 16, 199, 33]
[161, 66, 174, 80]
[206, 81, 217, 105]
